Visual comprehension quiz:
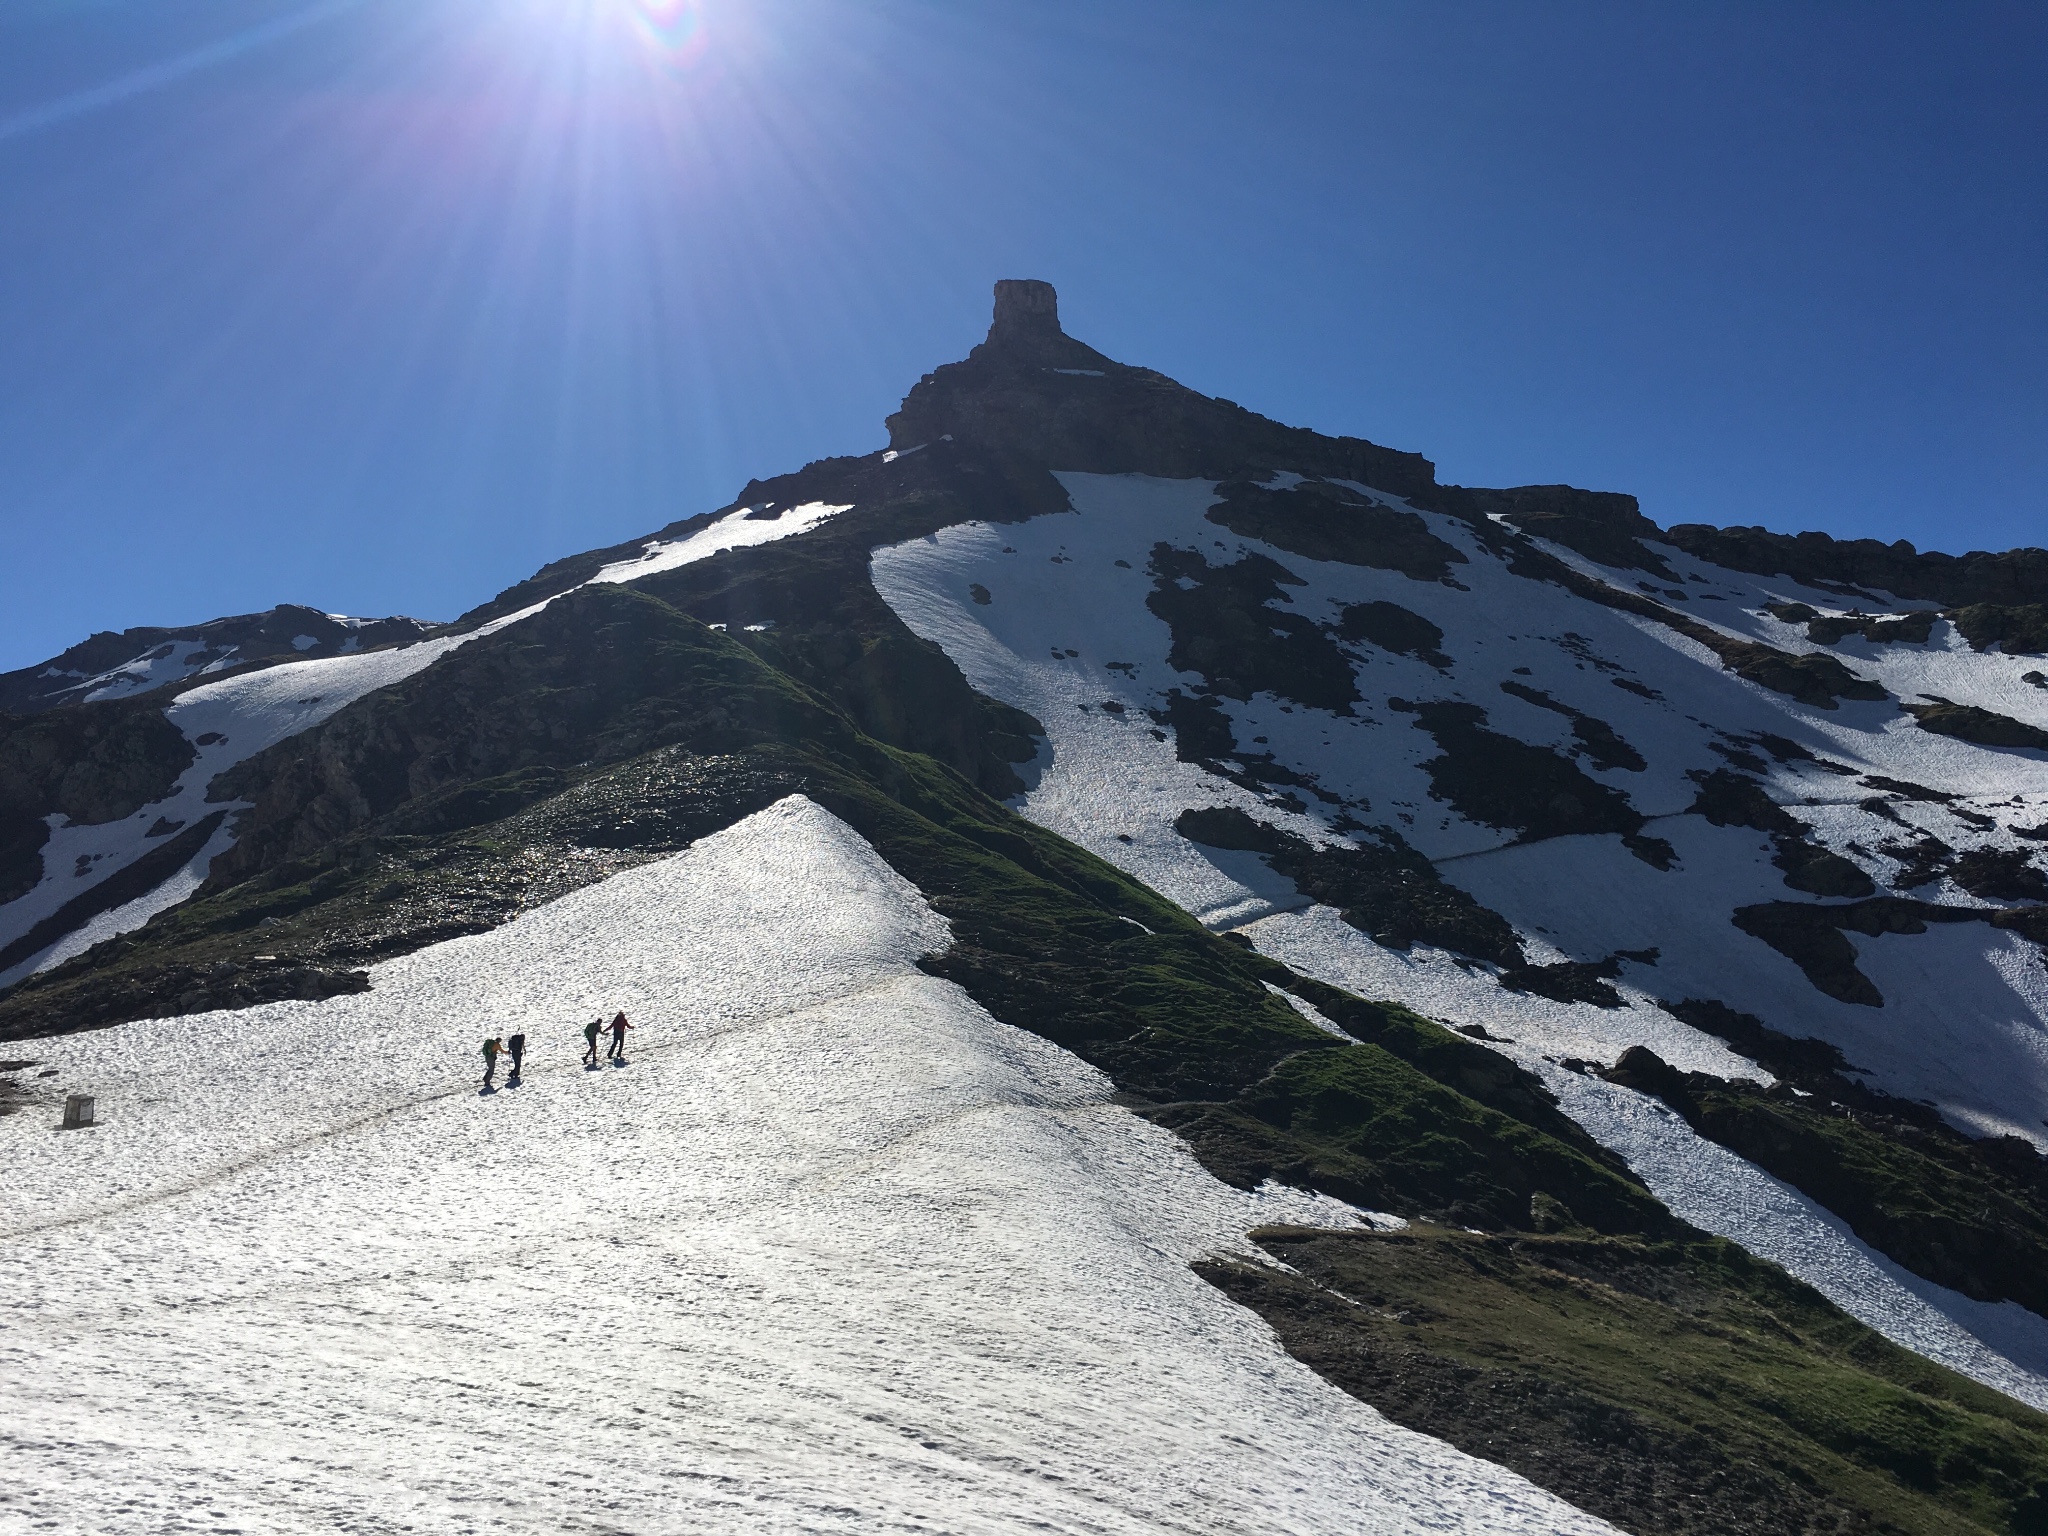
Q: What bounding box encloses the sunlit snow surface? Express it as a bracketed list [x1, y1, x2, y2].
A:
[589, 500, 851, 585]
[74, 639, 221, 704]
[871, 470, 2048, 1406]
[0, 797, 1611, 1536]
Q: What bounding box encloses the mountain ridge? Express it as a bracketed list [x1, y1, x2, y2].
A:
[0, 603, 441, 717]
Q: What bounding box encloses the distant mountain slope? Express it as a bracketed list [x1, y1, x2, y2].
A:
[873, 470, 2048, 1138]
[0, 603, 439, 715]
[8, 280, 2048, 1534]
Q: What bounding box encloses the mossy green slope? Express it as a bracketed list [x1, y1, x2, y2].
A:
[1207, 1224, 2048, 1536]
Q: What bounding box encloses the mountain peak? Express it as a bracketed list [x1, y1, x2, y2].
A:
[885, 277, 1439, 497]
[960, 276, 1108, 372]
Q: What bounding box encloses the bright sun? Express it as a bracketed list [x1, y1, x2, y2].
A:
[550, 0, 709, 71]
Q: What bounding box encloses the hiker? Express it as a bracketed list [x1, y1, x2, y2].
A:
[481, 1035, 504, 1090]
[581, 1017, 603, 1068]
[506, 1031, 526, 1080]
[607, 1011, 633, 1063]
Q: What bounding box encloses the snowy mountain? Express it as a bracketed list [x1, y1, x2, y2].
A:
[9, 280, 2048, 1534]
[0, 603, 440, 715]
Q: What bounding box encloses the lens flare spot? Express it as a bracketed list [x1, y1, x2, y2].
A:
[630, 0, 709, 69]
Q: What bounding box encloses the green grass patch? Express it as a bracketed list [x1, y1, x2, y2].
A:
[1207, 1223, 2048, 1535]
[1150, 1042, 1668, 1235]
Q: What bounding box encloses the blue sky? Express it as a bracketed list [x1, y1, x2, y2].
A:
[0, 0, 2041, 670]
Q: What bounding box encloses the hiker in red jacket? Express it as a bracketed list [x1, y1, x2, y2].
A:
[606, 1012, 633, 1063]
[481, 1036, 504, 1090]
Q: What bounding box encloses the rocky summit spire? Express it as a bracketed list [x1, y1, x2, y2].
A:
[987, 279, 1062, 345]
[883, 277, 1440, 497]
[968, 278, 1099, 370]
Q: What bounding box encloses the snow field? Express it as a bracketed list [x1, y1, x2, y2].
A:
[1439, 821, 2048, 1145]
[869, 471, 2048, 1407]
[0, 796, 1616, 1535]
[868, 472, 2048, 1135]
[868, 471, 2048, 1097]
[1557, 530, 2048, 751]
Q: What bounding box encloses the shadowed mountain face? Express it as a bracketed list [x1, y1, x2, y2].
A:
[10, 282, 2048, 1535]
[885, 278, 1444, 496]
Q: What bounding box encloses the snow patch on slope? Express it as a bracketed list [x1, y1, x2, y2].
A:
[1249, 904, 1763, 1078]
[1441, 821, 2048, 1144]
[870, 472, 2048, 1132]
[0, 796, 1610, 1536]
[1527, 534, 2048, 795]
[590, 500, 851, 585]
[18, 818, 240, 982]
[870, 486, 1345, 927]
[74, 640, 221, 704]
